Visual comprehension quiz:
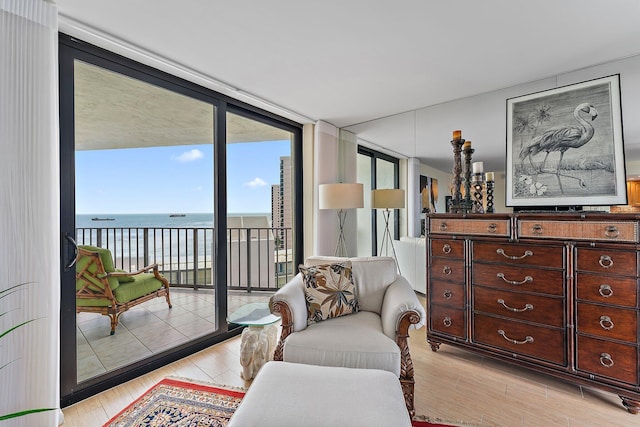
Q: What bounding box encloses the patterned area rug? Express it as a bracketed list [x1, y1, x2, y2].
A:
[103, 378, 245, 427]
[104, 377, 460, 427]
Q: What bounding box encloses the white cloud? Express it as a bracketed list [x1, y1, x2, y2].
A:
[174, 149, 204, 163]
[245, 177, 267, 188]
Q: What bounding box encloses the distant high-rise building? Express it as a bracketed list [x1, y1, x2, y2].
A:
[271, 184, 281, 231]
[271, 156, 292, 249]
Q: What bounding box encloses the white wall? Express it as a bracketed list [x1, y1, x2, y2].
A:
[346, 54, 640, 212]
[344, 54, 640, 292]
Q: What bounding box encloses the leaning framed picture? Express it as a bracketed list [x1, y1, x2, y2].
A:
[506, 74, 626, 208]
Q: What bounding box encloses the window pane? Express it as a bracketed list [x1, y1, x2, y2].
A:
[357, 153, 372, 256]
[375, 158, 397, 254]
[74, 60, 215, 382]
[225, 112, 294, 317]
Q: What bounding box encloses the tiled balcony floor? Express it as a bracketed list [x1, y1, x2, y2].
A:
[76, 288, 272, 383]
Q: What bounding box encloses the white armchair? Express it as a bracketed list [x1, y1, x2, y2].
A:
[270, 256, 426, 416]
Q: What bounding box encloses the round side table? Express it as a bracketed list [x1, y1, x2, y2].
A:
[228, 302, 280, 380]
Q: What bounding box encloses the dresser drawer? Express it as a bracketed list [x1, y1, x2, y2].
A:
[577, 335, 638, 385]
[473, 286, 564, 328]
[576, 302, 638, 343]
[576, 273, 638, 308]
[430, 218, 510, 237]
[431, 258, 464, 283]
[473, 313, 566, 365]
[430, 280, 465, 308]
[430, 239, 464, 259]
[473, 263, 564, 296]
[579, 221, 639, 242]
[430, 218, 466, 234]
[518, 220, 639, 242]
[430, 305, 466, 339]
[473, 241, 563, 268]
[575, 248, 638, 276]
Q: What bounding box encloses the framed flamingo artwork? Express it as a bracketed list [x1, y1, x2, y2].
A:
[506, 74, 626, 208]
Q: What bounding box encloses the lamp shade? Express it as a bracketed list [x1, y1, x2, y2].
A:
[319, 183, 364, 210]
[371, 189, 405, 209]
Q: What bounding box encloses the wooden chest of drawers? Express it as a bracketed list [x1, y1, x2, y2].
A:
[429, 238, 466, 340]
[426, 213, 640, 414]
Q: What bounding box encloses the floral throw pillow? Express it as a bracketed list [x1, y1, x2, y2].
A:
[299, 261, 359, 325]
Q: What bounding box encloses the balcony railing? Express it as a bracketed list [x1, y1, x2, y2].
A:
[75, 226, 294, 291]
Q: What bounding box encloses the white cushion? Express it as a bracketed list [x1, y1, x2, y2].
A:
[228, 361, 411, 427]
[282, 311, 401, 376]
[350, 256, 398, 313]
[306, 256, 398, 314]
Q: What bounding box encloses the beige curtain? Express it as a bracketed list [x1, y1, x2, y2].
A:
[0, 0, 60, 425]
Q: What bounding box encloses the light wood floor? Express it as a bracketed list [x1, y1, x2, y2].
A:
[62, 297, 638, 427]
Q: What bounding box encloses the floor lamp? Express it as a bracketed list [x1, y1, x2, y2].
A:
[372, 189, 405, 273]
[319, 183, 364, 257]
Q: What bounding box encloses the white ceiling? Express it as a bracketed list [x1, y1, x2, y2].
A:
[56, 0, 640, 167]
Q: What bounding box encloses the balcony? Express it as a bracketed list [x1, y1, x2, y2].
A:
[74, 224, 293, 382]
[75, 225, 295, 291]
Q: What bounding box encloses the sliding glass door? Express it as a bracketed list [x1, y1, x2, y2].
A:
[59, 34, 303, 406]
[72, 59, 217, 382]
[225, 111, 296, 317]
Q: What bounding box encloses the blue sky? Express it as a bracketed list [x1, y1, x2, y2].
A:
[75, 140, 291, 214]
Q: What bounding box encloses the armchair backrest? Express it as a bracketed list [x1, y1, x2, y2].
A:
[76, 245, 119, 296]
[304, 256, 398, 314]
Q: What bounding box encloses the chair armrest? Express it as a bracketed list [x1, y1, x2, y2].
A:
[108, 264, 159, 277]
[380, 275, 426, 339]
[270, 273, 307, 332]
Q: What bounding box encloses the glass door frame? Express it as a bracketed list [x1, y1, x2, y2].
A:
[59, 33, 303, 406]
[357, 146, 400, 256]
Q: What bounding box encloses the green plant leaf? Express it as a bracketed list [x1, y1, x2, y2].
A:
[0, 282, 32, 298]
[0, 408, 56, 421]
[0, 319, 37, 340]
[0, 359, 19, 370]
[0, 308, 19, 318]
[0, 282, 49, 420]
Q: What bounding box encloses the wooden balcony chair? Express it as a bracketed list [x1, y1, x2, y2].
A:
[270, 256, 426, 416]
[75, 245, 172, 335]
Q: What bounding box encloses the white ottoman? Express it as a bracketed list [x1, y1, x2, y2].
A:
[229, 361, 412, 427]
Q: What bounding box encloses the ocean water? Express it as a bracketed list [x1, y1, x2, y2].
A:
[75, 213, 272, 265]
[77, 213, 269, 229]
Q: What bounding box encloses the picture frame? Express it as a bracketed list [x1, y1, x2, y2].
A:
[506, 74, 626, 208]
[419, 175, 438, 213]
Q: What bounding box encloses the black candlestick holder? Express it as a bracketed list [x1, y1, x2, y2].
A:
[472, 173, 485, 213]
[486, 178, 495, 213]
[463, 145, 474, 212]
[450, 137, 465, 213]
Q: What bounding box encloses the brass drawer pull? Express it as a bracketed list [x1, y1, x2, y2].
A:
[496, 248, 533, 260]
[600, 352, 614, 368]
[598, 255, 614, 269]
[598, 284, 613, 298]
[496, 272, 533, 285]
[599, 315, 614, 331]
[531, 224, 543, 234]
[605, 225, 619, 238]
[487, 223, 497, 233]
[439, 222, 448, 231]
[442, 244, 452, 254]
[443, 289, 452, 299]
[442, 266, 452, 275]
[498, 329, 534, 345]
[443, 316, 452, 327]
[497, 298, 534, 313]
